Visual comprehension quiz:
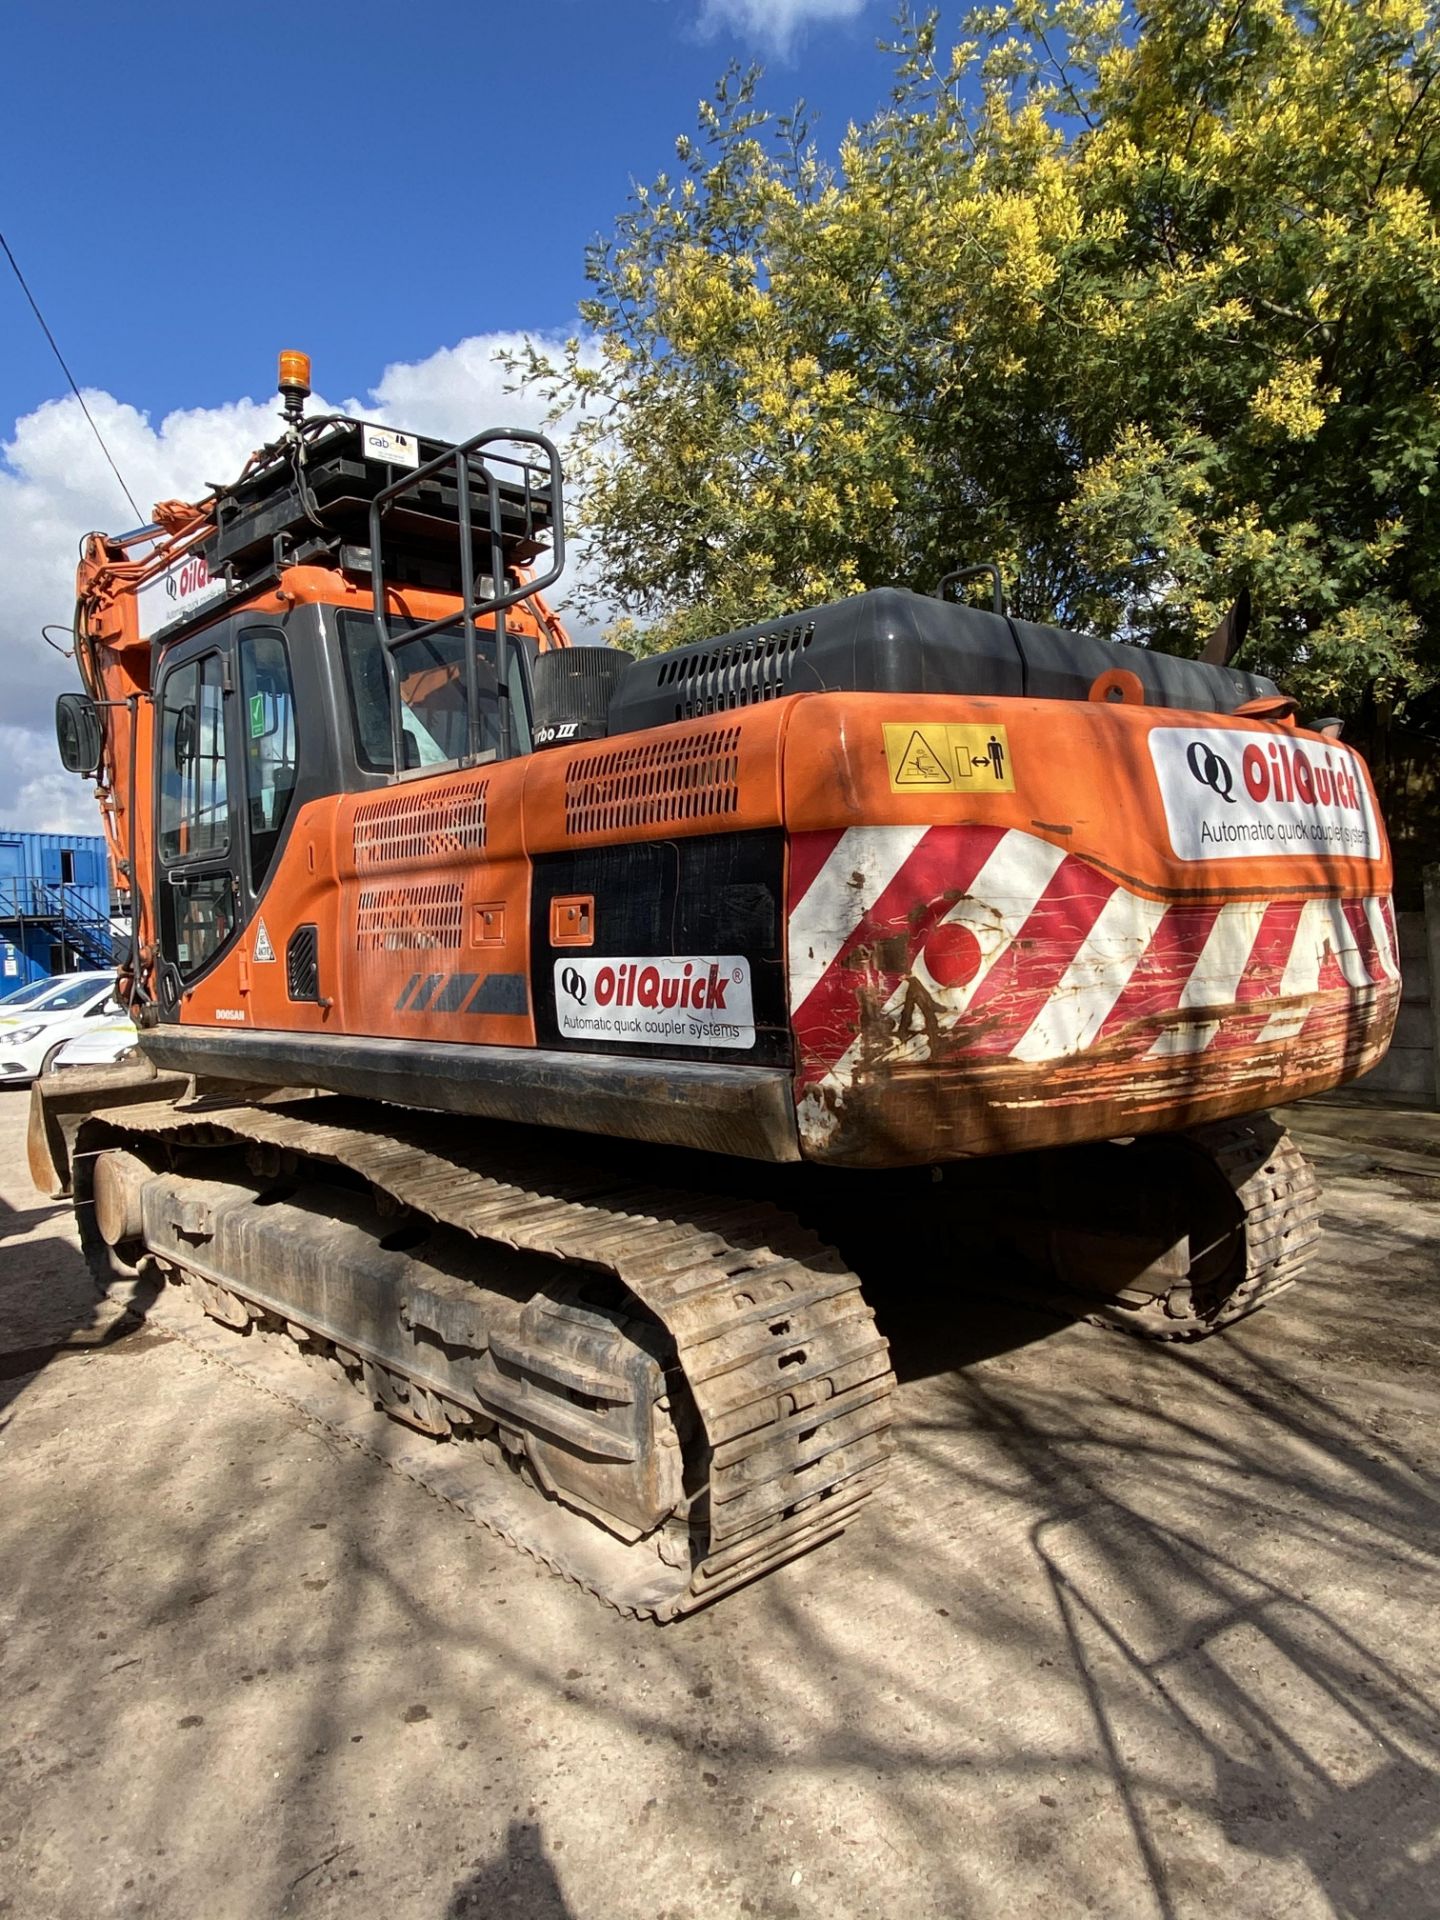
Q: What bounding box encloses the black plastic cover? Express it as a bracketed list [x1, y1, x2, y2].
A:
[55, 691, 103, 777]
[532, 646, 632, 749]
[604, 587, 1279, 733]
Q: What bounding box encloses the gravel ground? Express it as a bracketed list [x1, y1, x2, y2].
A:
[1, 1087, 1437, 1920]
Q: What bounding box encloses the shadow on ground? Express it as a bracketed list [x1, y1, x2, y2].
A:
[0, 1105, 1436, 1919]
[0, 1181, 165, 1417]
[444, 1821, 574, 1918]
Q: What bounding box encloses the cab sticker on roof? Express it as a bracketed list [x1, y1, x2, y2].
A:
[362, 425, 420, 469]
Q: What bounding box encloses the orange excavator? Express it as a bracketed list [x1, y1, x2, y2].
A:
[30, 353, 1398, 1615]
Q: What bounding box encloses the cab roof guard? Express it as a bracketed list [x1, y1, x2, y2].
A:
[368, 427, 566, 770]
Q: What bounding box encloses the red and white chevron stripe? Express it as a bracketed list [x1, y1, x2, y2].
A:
[787, 825, 1399, 1095]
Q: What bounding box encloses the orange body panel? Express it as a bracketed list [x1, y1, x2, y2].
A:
[780, 695, 1396, 1161]
[180, 701, 793, 1040]
[781, 692, 1384, 898]
[73, 489, 1398, 1167]
[168, 681, 1396, 1166]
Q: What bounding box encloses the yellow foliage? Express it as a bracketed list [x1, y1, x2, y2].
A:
[1249, 359, 1332, 440]
[516, 2, 1440, 709]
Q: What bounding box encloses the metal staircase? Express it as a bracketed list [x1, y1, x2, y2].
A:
[0, 878, 118, 971]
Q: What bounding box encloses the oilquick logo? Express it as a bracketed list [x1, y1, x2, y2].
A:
[554, 955, 755, 1050]
[136, 552, 227, 640]
[1150, 727, 1381, 863]
[1186, 740, 1236, 802]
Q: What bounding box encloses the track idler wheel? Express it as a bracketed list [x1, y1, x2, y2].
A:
[91, 1148, 152, 1250]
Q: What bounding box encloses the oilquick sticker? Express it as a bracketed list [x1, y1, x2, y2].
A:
[361, 424, 420, 469]
[1149, 728, 1382, 862]
[883, 723, 1013, 793]
[554, 955, 755, 1050]
[135, 552, 227, 641]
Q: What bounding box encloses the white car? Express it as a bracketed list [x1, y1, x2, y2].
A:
[50, 1016, 140, 1070]
[0, 974, 126, 1085]
[0, 976, 73, 1010]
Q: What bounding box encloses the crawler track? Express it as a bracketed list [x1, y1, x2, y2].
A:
[1059, 1118, 1324, 1339]
[75, 1097, 895, 1619]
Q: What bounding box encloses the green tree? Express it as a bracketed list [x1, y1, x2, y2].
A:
[518, 3, 1440, 711]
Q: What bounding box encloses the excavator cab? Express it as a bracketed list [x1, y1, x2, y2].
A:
[104, 407, 569, 1010]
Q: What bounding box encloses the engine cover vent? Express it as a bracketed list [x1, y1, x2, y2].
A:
[565, 727, 742, 837]
[355, 883, 464, 951]
[353, 778, 488, 871]
[652, 621, 814, 720]
[605, 587, 1283, 736]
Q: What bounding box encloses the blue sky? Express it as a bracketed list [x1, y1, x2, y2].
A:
[4, 0, 902, 430]
[1, 0, 935, 829]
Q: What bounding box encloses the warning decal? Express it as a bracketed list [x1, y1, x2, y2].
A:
[253, 920, 277, 963]
[891, 729, 953, 786]
[883, 723, 1014, 794]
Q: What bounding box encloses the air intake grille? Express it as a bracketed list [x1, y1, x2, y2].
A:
[353, 778, 488, 871]
[653, 621, 814, 720]
[565, 727, 743, 837]
[286, 925, 320, 1002]
[355, 883, 464, 952]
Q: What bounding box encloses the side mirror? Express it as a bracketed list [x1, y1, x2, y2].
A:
[56, 692, 103, 778]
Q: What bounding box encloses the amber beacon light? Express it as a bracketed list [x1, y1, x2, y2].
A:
[278, 349, 312, 423]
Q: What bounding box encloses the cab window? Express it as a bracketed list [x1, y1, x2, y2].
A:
[157, 649, 237, 981]
[339, 613, 531, 772]
[239, 629, 299, 888]
[159, 655, 229, 861]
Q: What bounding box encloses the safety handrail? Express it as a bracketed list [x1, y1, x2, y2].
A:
[0, 877, 118, 962]
[368, 427, 566, 771]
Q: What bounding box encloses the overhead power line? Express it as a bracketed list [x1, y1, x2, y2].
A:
[0, 227, 145, 525]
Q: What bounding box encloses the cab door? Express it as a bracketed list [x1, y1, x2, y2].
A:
[153, 621, 306, 1014]
[154, 638, 241, 1012]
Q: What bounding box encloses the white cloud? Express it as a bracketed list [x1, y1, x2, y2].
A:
[0, 724, 102, 835]
[0, 387, 286, 842]
[0, 331, 604, 834]
[698, 0, 869, 56]
[360, 332, 571, 441]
